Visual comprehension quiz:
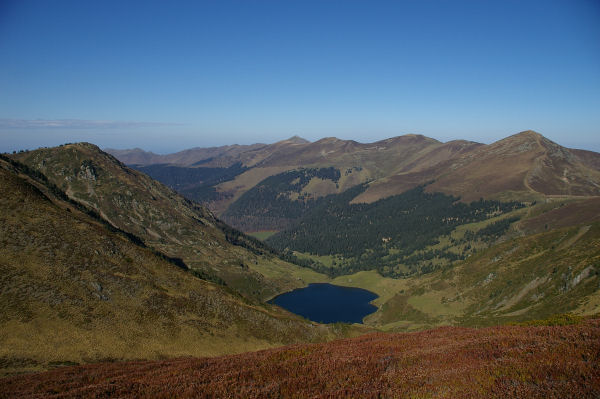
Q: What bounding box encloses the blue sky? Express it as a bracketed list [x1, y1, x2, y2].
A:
[1, 0, 599, 153]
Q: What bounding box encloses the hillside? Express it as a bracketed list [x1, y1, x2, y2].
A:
[106, 143, 267, 167]
[133, 162, 248, 204]
[221, 167, 343, 231]
[0, 156, 339, 375]
[2, 138, 599, 385]
[329, 220, 600, 331]
[72, 136, 600, 328]
[107, 131, 600, 237]
[2, 319, 599, 398]
[103, 132, 600, 291]
[108, 134, 480, 217]
[355, 131, 600, 203]
[11, 144, 326, 301]
[266, 184, 525, 277]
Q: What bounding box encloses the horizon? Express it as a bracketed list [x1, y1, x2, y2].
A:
[5, 130, 599, 156]
[1, 0, 599, 153]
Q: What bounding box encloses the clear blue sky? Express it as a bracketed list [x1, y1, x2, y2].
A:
[1, 0, 599, 153]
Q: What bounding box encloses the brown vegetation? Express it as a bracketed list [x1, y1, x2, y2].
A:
[2, 320, 599, 398]
[11, 143, 322, 300]
[518, 197, 600, 234]
[108, 131, 600, 208]
[0, 157, 336, 375]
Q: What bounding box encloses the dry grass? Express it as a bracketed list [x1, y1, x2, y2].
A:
[0, 159, 337, 375]
[11, 145, 319, 301]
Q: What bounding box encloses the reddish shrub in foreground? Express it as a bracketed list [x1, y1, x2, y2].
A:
[1, 320, 599, 398]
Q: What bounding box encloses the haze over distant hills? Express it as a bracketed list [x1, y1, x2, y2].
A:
[107, 131, 600, 208]
[107, 131, 600, 246]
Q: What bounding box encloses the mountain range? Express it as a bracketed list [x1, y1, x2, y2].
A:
[107, 131, 600, 213]
[1, 130, 599, 381]
[107, 131, 600, 277]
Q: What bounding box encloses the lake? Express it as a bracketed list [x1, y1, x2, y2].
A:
[270, 283, 378, 324]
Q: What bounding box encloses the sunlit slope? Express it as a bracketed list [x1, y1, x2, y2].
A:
[214, 135, 479, 214]
[109, 134, 480, 217]
[357, 131, 600, 203]
[3, 320, 599, 398]
[0, 157, 335, 375]
[332, 221, 600, 330]
[12, 143, 326, 300]
[109, 132, 600, 219]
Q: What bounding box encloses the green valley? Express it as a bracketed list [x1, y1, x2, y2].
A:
[102, 131, 600, 334]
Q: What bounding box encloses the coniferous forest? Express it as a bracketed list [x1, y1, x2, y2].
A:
[267, 185, 524, 277]
[222, 167, 341, 231]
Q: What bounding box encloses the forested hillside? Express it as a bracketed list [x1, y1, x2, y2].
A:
[221, 167, 342, 231]
[267, 185, 524, 277]
[108, 132, 600, 217]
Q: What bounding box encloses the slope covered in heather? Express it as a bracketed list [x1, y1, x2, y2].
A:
[2, 319, 598, 398]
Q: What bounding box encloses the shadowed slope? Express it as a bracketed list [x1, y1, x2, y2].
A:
[106, 143, 268, 167]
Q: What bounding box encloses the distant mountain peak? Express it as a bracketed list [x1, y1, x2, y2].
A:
[518, 129, 541, 135]
[510, 130, 544, 141]
[488, 130, 547, 151]
[286, 135, 310, 144]
[105, 147, 148, 153]
[272, 136, 310, 146]
[66, 142, 100, 150]
[379, 134, 439, 145]
[315, 137, 342, 144]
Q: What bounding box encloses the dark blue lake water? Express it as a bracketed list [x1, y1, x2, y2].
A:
[271, 283, 378, 324]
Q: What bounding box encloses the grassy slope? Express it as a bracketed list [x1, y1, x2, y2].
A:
[328, 220, 600, 331]
[355, 131, 600, 203]
[209, 135, 454, 215]
[0, 159, 339, 375]
[109, 132, 599, 222]
[12, 144, 326, 301]
[276, 196, 594, 331]
[2, 319, 598, 398]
